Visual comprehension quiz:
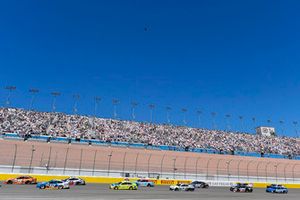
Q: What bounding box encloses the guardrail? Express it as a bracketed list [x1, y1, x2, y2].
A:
[1, 133, 300, 160]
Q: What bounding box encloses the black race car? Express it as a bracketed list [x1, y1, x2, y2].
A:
[190, 181, 209, 188]
[230, 183, 253, 192]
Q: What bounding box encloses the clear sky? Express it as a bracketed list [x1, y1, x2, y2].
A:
[0, 0, 300, 137]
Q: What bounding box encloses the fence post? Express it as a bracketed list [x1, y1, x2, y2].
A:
[283, 163, 289, 183]
[46, 146, 52, 174]
[122, 152, 127, 175]
[226, 159, 233, 181]
[256, 161, 262, 182]
[206, 158, 212, 180]
[107, 151, 113, 176]
[237, 159, 243, 181]
[134, 153, 139, 177]
[92, 150, 97, 176]
[147, 154, 152, 178]
[28, 145, 36, 173]
[216, 159, 223, 180]
[246, 160, 254, 182]
[265, 162, 272, 183]
[160, 154, 165, 178]
[184, 157, 188, 179]
[173, 156, 177, 179]
[63, 148, 69, 175]
[195, 157, 201, 180]
[11, 144, 17, 173]
[78, 148, 83, 175]
[292, 164, 299, 183]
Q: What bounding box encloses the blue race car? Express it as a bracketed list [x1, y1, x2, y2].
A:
[36, 180, 70, 190]
[135, 179, 154, 187]
[266, 185, 288, 194]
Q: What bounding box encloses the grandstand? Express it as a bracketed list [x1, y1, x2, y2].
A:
[0, 107, 299, 158]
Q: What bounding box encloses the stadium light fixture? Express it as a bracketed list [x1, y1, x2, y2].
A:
[4, 85, 16, 107]
[72, 94, 80, 115]
[29, 88, 39, 110]
[148, 104, 155, 123]
[166, 106, 172, 124]
[112, 99, 120, 119]
[131, 101, 138, 120]
[51, 92, 61, 112]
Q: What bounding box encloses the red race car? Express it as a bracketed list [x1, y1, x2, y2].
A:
[5, 176, 37, 185]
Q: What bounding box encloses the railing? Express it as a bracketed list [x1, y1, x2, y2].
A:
[1, 132, 300, 160]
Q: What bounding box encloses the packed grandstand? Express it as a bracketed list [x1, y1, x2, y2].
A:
[0, 108, 299, 156]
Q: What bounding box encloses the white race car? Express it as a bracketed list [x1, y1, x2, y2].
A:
[63, 177, 86, 185]
[169, 184, 195, 191]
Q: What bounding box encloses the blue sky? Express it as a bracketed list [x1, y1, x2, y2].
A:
[0, 0, 300, 137]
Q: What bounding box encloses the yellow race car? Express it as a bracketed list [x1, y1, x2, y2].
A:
[109, 181, 138, 190]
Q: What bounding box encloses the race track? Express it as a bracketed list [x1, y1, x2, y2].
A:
[0, 184, 299, 200]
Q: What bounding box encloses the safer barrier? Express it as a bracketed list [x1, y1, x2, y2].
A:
[1, 173, 300, 188]
[2, 133, 299, 160]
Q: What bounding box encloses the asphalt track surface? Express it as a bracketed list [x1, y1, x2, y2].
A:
[0, 184, 299, 200]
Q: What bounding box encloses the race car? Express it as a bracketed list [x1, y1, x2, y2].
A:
[5, 176, 37, 185]
[266, 185, 288, 193]
[36, 180, 70, 190]
[63, 177, 86, 185]
[190, 181, 209, 188]
[230, 183, 253, 192]
[135, 179, 154, 187]
[169, 184, 195, 191]
[109, 181, 138, 190]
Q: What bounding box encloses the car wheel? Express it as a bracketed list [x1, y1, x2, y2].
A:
[7, 180, 13, 184]
[25, 181, 30, 184]
[175, 188, 179, 191]
[114, 186, 118, 190]
[40, 185, 45, 189]
[58, 186, 63, 189]
[129, 186, 133, 190]
[147, 184, 151, 187]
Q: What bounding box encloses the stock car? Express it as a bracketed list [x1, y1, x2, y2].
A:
[36, 180, 70, 190]
[109, 181, 138, 190]
[169, 184, 195, 191]
[135, 179, 154, 187]
[266, 185, 288, 193]
[63, 177, 86, 185]
[230, 183, 253, 192]
[190, 181, 209, 188]
[5, 176, 37, 185]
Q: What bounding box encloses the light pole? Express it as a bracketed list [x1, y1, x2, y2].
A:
[182, 108, 187, 126]
[51, 92, 61, 112]
[211, 112, 217, 130]
[166, 106, 171, 124]
[94, 96, 101, 117]
[267, 119, 272, 126]
[149, 104, 155, 123]
[279, 120, 284, 136]
[29, 88, 39, 110]
[225, 114, 231, 131]
[293, 121, 299, 138]
[4, 85, 16, 107]
[252, 117, 256, 134]
[239, 116, 244, 133]
[131, 101, 138, 120]
[112, 99, 120, 119]
[197, 110, 202, 127]
[72, 94, 80, 115]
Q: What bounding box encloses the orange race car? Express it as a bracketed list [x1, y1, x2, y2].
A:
[5, 176, 37, 184]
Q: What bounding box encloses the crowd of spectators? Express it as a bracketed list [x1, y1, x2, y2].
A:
[0, 108, 299, 156]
